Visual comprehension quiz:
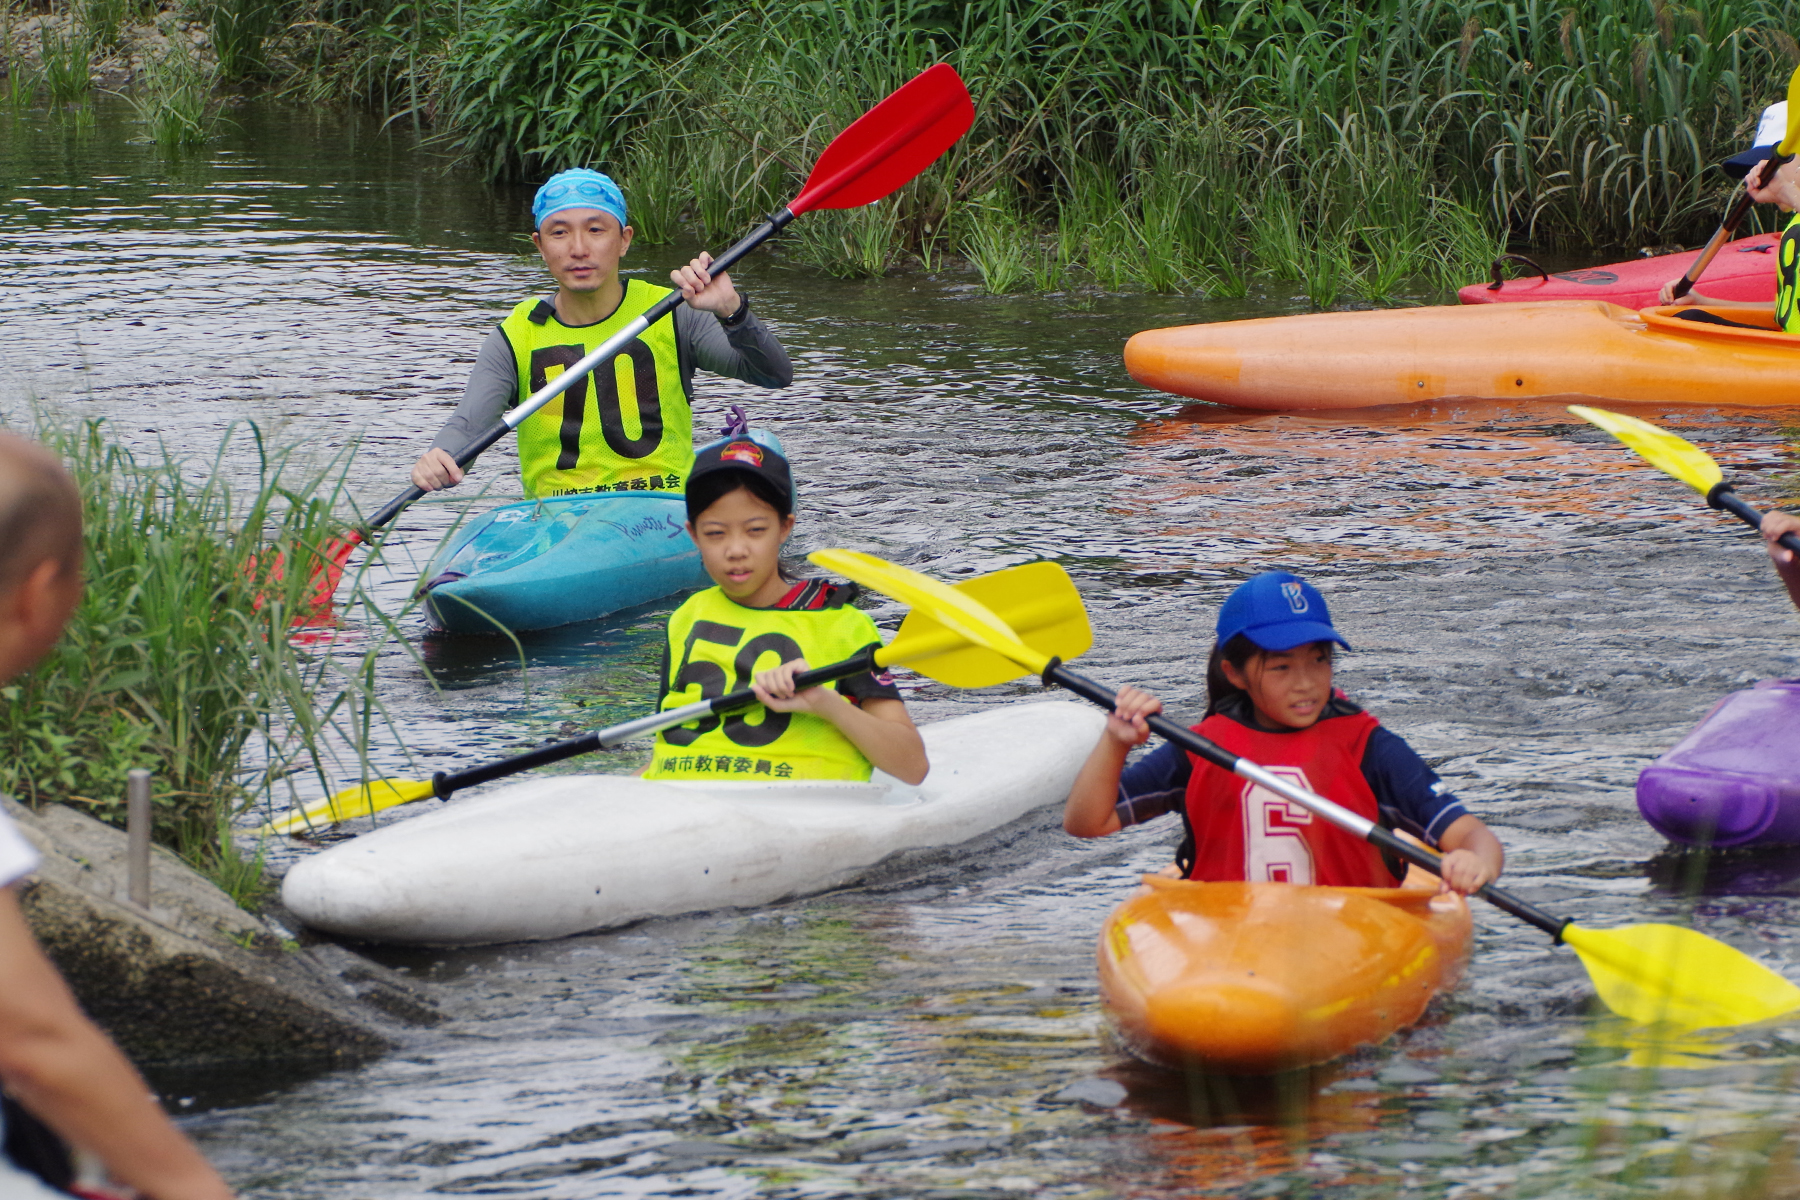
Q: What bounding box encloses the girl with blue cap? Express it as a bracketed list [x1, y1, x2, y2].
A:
[410, 167, 793, 499]
[1062, 571, 1504, 894]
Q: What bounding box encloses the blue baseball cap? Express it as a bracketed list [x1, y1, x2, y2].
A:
[532, 168, 628, 230]
[1216, 572, 1351, 653]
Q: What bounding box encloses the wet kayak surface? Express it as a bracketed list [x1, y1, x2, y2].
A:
[7, 100, 1800, 1198]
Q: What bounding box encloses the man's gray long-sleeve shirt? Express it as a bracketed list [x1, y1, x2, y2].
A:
[429, 298, 793, 457]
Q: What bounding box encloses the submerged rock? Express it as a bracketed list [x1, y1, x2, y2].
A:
[5, 799, 435, 1067]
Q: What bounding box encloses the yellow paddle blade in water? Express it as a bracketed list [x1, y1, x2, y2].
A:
[1563, 922, 1800, 1030]
[883, 560, 1091, 687]
[810, 550, 1054, 676]
[1569, 406, 1723, 496]
[263, 778, 436, 837]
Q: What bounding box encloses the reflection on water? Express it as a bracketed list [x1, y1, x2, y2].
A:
[8, 98, 1800, 1197]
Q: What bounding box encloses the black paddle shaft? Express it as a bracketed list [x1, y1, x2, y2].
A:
[363, 208, 799, 534]
[1708, 483, 1800, 554]
[1040, 659, 1574, 942]
[427, 644, 877, 799]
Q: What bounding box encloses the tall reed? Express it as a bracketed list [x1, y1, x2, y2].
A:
[0, 414, 405, 883]
[324, 0, 1800, 298]
[206, 0, 280, 79]
[38, 24, 90, 104]
[126, 38, 218, 147]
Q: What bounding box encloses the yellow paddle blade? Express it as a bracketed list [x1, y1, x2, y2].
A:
[262, 778, 436, 836]
[1782, 66, 1800, 155]
[1568, 405, 1723, 497]
[1563, 921, 1800, 1030]
[1584, 1018, 1732, 1071]
[883, 561, 1091, 687]
[811, 550, 1053, 677]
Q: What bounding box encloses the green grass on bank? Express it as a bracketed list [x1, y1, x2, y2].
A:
[415, 0, 1794, 300]
[0, 414, 407, 903]
[5, 0, 1797, 299]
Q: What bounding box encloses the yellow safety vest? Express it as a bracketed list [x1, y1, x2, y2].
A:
[500, 280, 692, 497]
[645, 585, 887, 783]
[1779, 212, 1800, 335]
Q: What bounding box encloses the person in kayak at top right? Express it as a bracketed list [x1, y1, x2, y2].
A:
[1659, 101, 1800, 329]
[1061, 571, 1504, 895]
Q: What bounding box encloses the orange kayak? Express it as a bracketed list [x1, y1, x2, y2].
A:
[1123, 302, 1800, 411]
[1099, 876, 1471, 1074]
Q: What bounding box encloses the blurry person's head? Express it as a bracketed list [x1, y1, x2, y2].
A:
[0, 434, 83, 682]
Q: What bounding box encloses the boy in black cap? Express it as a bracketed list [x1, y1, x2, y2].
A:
[642, 427, 927, 786]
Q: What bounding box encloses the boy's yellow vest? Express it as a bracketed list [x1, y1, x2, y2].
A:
[646, 586, 886, 782]
[1779, 212, 1800, 334]
[500, 279, 691, 496]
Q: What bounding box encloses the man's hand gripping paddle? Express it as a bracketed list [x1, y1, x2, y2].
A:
[286, 64, 976, 618]
[1570, 406, 1800, 555]
[1670, 66, 1800, 301]
[263, 560, 1089, 834]
[810, 549, 1800, 1031]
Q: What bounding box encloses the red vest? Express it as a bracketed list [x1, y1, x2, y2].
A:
[1183, 707, 1400, 887]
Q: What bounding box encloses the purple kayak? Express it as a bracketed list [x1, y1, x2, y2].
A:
[1638, 680, 1800, 847]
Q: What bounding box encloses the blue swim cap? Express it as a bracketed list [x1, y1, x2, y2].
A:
[1216, 572, 1351, 653]
[532, 168, 628, 230]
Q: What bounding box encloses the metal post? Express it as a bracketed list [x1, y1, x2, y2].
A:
[126, 769, 151, 909]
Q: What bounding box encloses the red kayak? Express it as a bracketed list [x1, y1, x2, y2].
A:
[1458, 234, 1777, 306]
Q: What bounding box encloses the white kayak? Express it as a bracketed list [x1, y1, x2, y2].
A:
[281, 701, 1106, 946]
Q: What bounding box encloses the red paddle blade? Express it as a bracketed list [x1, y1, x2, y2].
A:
[249, 531, 362, 623]
[303, 534, 362, 612]
[789, 63, 973, 215]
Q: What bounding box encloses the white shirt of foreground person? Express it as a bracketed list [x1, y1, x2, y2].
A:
[0, 807, 77, 1200]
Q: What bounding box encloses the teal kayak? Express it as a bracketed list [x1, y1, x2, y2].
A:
[420, 493, 707, 635]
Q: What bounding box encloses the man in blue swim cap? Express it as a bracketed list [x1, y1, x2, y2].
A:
[411, 167, 792, 499]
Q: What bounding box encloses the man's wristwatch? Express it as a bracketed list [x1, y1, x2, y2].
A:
[722, 293, 751, 327]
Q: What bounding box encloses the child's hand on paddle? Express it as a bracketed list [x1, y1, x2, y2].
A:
[671, 251, 740, 318]
[1437, 848, 1495, 896]
[753, 657, 835, 714]
[1763, 509, 1800, 566]
[1105, 686, 1161, 747]
[1657, 279, 1700, 306]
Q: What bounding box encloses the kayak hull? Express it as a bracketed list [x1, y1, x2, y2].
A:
[1458, 235, 1778, 307]
[281, 701, 1107, 945]
[420, 493, 708, 635]
[1124, 301, 1800, 412]
[1639, 680, 1800, 847]
[1099, 877, 1471, 1074]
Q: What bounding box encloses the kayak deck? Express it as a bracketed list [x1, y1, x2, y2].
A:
[280, 701, 1107, 945]
[421, 492, 707, 635]
[1458, 235, 1778, 307]
[1124, 300, 1800, 411]
[1099, 876, 1471, 1074]
[1639, 680, 1800, 848]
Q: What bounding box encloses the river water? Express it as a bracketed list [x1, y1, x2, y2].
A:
[7, 99, 1800, 1199]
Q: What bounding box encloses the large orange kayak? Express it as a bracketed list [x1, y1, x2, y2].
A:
[1099, 876, 1471, 1074]
[1124, 302, 1800, 411]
